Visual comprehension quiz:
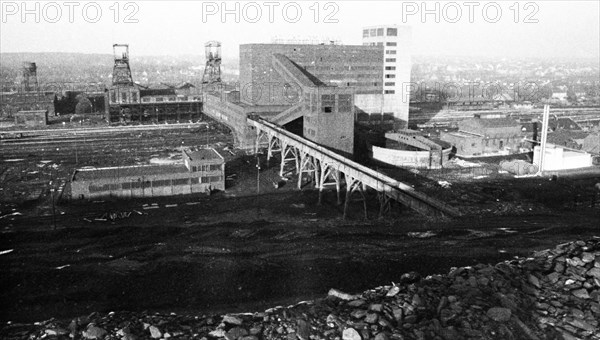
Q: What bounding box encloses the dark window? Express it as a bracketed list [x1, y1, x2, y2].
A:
[192, 166, 197, 172]
[122, 182, 131, 190]
[384, 90, 395, 94]
[386, 50, 397, 55]
[110, 91, 116, 103]
[321, 94, 335, 113]
[387, 28, 398, 36]
[385, 58, 396, 63]
[121, 92, 127, 102]
[385, 66, 396, 70]
[384, 82, 395, 86]
[362, 29, 369, 38]
[377, 28, 384, 36]
[201, 177, 209, 184]
[131, 92, 138, 103]
[386, 42, 397, 46]
[191, 177, 199, 184]
[209, 164, 221, 171]
[385, 74, 396, 79]
[155, 97, 164, 102]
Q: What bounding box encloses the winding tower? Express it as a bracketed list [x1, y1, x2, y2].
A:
[201, 41, 222, 86]
[112, 44, 134, 86]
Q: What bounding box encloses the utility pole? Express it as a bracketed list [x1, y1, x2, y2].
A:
[256, 155, 261, 218]
[50, 168, 56, 231]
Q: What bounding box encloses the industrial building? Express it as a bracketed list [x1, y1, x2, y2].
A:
[440, 113, 522, 157]
[531, 105, 596, 172]
[0, 62, 56, 118]
[1, 92, 56, 117]
[362, 25, 412, 127]
[370, 130, 452, 169]
[70, 148, 225, 200]
[105, 44, 202, 123]
[14, 110, 48, 127]
[204, 42, 389, 156]
[533, 144, 593, 171]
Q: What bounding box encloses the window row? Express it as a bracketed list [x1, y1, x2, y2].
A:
[362, 27, 398, 38]
[88, 176, 223, 193]
[190, 164, 222, 172]
[320, 94, 353, 114]
[306, 65, 380, 71]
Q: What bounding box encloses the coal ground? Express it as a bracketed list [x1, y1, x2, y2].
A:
[1, 123, 599, 323]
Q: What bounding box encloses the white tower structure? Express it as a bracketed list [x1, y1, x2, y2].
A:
[362, 25, 412, 128]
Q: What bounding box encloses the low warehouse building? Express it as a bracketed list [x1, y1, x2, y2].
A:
[71, 148, 224, 200]
[14, 110, 48, 126]
[533, 144, 593, 172]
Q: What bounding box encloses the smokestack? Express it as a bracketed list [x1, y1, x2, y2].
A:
[538, 104, 550, 174]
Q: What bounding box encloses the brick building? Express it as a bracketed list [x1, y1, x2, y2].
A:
[204, 43, 385, 156]
[0, 92, 56, 117]
[441, 113, 522, 157]
[70, 148, 224, 200]
[239, 44, 383, 108]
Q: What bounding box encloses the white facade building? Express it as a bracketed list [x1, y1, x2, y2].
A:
[362, 25, 412, 127]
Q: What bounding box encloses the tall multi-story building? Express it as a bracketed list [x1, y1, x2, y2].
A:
[362, 25, 412, 127]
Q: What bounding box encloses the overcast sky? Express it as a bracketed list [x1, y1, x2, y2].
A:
[1, 0, 598, 60]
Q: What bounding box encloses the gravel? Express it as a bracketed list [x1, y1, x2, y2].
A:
[2, 238, 599, 340]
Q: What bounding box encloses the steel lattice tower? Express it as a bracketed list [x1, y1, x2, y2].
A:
[201, 41, 222, 86]
[112, 44, 134, 86]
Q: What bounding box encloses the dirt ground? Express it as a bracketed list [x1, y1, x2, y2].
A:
[1, 125, 599, 323]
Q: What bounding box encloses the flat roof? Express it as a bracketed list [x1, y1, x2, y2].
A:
[16, 110, 48, 114]
[73, 164, 188, 182]
[183, 148, 224, 161]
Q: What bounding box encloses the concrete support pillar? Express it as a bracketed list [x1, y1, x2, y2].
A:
[297, 152, 305, 190]
[335, 171, 342, 205]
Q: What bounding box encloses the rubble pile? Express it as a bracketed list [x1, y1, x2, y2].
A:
[2, 239, 599, 340]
